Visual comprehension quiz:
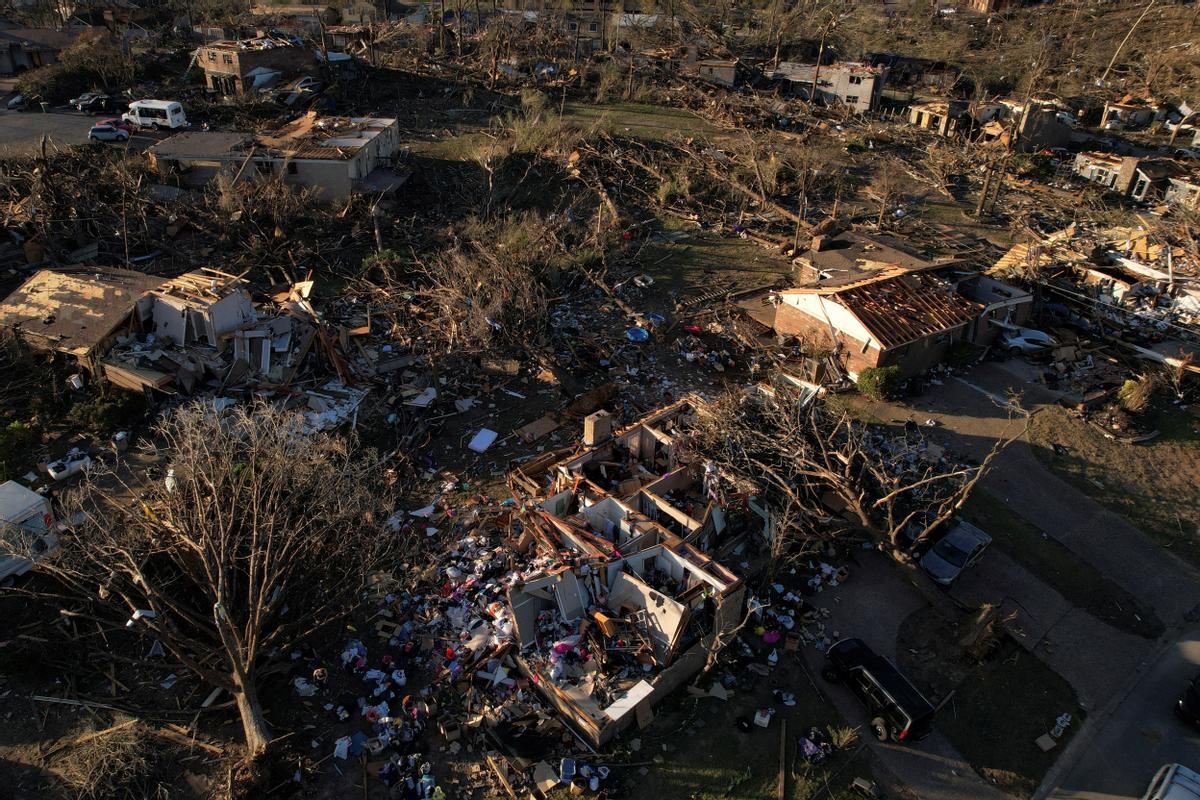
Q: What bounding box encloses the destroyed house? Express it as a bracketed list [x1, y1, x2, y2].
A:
[100, 271, 317, 393]
[1165, 175, 1200, 210]
[0, 26, 79, 75]
[0, 267, 166, 365]
[769, 62, 886, 113]
[738, 233, 989, 378]
[148, 113, 407, 201]
[542, 402, 739, 551]
[501, 401, 753, 746]
[906, 100, 1004, 137]
[1073, 152, 1191, 203]
[193, 36, 309, 94]
[507, 497, 743, 747]
[907, 100, 969, 137]
[1102, 100, 1158, 130]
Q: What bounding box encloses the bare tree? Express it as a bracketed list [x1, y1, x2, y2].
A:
[47, 404, 407, 756]
[869, 158, 908, 229]
[689, 384, 1021, 551]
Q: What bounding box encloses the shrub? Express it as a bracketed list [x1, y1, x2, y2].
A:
[67, 391, 146, 432]
[0, 420, 41, 480]
[1118, 374, 1159, 413]
[857, 365, 903, 401]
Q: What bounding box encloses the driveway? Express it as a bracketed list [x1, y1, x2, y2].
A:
[0, 107, 159, 156]
[1048, 624, 1200, 799]
[859, 361, 1199, 624]
[800, 550, 1010, 800]
[854, 359, 1200, 798]
[948, 547, 1150, 712]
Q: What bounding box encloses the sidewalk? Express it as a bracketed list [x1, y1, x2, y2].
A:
[857, 361, 1200, 625]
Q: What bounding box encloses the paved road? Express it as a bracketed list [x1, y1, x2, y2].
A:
[1049, 625, 1200, 800]
[852, 360, 1200, 799]
[0, 107, 158, 156]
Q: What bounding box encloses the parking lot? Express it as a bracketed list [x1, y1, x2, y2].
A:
[0, 107, 160, 155]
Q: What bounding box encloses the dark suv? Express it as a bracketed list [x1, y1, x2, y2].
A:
[822, 638, 935, 743]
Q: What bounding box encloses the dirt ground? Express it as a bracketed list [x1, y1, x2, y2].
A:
[1027, 403, 1200, 565]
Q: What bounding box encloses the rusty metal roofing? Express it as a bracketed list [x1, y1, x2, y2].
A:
[0, 268, 166, 358]
[835, 271, 980, 350]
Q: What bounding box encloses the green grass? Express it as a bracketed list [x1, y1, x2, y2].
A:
[405, 131, 494, 161]
[939, 646, 1083, 799]
[824, 393, 886, 426]
[962, 491, 1165, 638]
[560, 101, 723, 140]
[1028, 405, 1200, 566]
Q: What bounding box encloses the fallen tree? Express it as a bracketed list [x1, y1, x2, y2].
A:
[689, 381, 1021, 553]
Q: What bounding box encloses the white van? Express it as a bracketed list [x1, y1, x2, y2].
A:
[0, 480, 59, 584]
[1143, 764, 1200, 800]
[122, 99, 187, 130]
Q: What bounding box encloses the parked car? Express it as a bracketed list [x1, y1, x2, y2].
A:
[1000, 327, 1058, 355]
[79, 95, 123, 115]
[0, 480, 60, 585]
[96, 117, 134, 134]
[88, 122, 130, 143]
[1141, 764, 1200, 800]
[821, 637, 936, 743]
[6, 94, 27, 111]
[1042, 302, 1094, 332]
[1177, 674, 1200, 728]
[919, 521, 993, 586]
[282, 75, 322, 93]
[69, 91, 101, 109]
[1172, 147, 1200, 160]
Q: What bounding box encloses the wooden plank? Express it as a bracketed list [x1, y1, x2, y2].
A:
[486, 754, 519, 800]
[776, 718, 787, 800]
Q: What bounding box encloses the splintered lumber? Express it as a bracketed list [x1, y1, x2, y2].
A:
[486, 753, 519, 800]
[156, 723, 223, 754]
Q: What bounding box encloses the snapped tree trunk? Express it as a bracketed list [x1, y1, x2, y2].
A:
[233, 672, 272, 756]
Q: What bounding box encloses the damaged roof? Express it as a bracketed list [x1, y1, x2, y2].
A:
[0, 267, 165, 357]
[783, 268, 980, 350]
[151, 113, 398, 163]
[796, 231, 944, 284]
[147, 131, 253, 160]
[258, 112, 398, 160]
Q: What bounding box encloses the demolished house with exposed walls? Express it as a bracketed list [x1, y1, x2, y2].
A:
[504, 401, 752, 747]
[1072, 152, 1194, 205]
[768, 62, 886, 114]
[192, 35, 310, 94]
[736, 231, 1030, 378]
[0, 267, 368, 427]
[99, 270, 317, 393]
